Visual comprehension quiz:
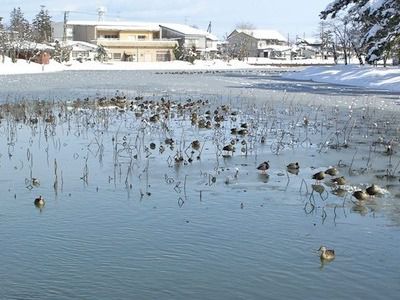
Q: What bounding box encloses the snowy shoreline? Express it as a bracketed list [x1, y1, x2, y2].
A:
[283, 65, 400, 92]
[1, 57, 399, 93]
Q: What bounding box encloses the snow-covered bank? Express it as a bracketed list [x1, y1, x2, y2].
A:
[0, 58, 267, 75]
[247, 57, 336, 66]
[0, 56, 65, 74]
[283, 65, 400, 92]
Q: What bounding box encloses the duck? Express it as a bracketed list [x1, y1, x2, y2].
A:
[257, 161, 270, 173]
[223, 144, 235, 154]
[366, 184, 380, 196]
[312, 171, 325, 182]
[287, 162, 300, 170]
[318, 246, 335, 261]
[331, 176, 346, 186]
[352, 190, 369, 201]
[191, 140, 201, 151]
[34, 195, 45, 207]
[325, 167, 338, 176]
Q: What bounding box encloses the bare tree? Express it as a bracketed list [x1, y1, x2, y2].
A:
[236, 22, 256, 30]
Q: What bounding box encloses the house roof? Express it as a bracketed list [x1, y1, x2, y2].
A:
[297, 37, 322, 45]
[68, 20, 160, 31]
[160, 23, 219, 41]
[236, 29, 286, 42]
[66, 41, 98, 51]
[18, 42, 54, 50]
[66, 20, 219, 40]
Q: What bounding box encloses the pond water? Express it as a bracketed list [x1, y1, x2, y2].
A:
[0, 69, 399, 299]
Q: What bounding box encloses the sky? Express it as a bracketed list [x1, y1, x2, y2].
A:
[0, 0, 333, 40]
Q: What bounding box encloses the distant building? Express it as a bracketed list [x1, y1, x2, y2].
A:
[295, 37, 322, 59]
[226, 29, 288, 58]
[12, 42, 54, 63]
[53, 21, 178, 62]
[66, 41, 98, 61]
[160, 24, 219, 59]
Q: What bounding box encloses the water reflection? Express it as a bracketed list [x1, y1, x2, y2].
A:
[258, 173, 270, 183]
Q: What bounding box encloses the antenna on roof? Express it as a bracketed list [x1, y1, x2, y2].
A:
[97, 6, 106, 22]
[207, 21, 212, 33]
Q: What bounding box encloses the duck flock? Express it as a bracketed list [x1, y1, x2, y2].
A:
[0, 91, 398, 224]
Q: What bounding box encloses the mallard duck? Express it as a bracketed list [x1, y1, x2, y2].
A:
[312, 171, 325, 182]
[352, 190, 369, 201]
[287, 162, 299, 170]
[318, 246, 335, 260]
[366, 184, 380, 196]
[325, 167, 338, 176]
[34, 195, 45, 208]
[257, 161, 270, 173]
[331, 176, 346, 186]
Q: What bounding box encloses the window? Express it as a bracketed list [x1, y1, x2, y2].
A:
[113, 53, 121, 60]
[156, 51, 171, 62]
[104, 34, 118, 39]
[138, 35, 146, 40]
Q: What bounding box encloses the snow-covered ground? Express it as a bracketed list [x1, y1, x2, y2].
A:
[283, 65, 400, 92]
[0, 57, 264, 75]
[1, 56, 399, 93]
[246, 57, 336, 65]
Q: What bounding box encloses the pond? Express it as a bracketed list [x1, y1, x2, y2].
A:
[0, 69, 399, 299]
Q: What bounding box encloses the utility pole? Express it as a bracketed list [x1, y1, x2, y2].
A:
[61, 11, 69, 63]
[62, 11, 69, 43]
[207, 21, 212, 33]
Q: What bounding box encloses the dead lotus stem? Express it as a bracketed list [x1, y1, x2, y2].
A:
[348, 150, 358, 176]
[53, 158, 58, 192]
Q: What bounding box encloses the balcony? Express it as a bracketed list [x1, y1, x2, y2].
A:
[95, 39, 178, 48]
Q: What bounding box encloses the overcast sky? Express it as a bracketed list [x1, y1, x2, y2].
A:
[0, 0, 332, 40]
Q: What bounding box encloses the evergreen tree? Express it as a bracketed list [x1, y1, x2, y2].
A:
[32, 5, 52, 43]
[95, 45, 108, 62]
[321, 0, 400, 63]
[0, 16, 7, 63]
[9, 7, 31, 41]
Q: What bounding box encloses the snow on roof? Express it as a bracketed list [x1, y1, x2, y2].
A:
[96, 25, 159, 31]
[160, 23, 219, 40]
[18, 42, 54, 50]
[297, 37, 322, 45]
[67, 41, 98, 51]
[67, 20, 219, 40]
[237, 29, 286, 42]
[68, 20, 160, 31]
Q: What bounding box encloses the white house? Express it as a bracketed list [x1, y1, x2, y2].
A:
[160, 23, 219, 59]
[66, 40, 98, 61]
[295, 37, 322, 59]
[227, 29, 288, 58]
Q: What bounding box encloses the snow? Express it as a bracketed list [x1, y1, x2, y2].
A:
[160, 23, 218, 40]
[0, 57, 263, 75]
[0, 57, 64, 74]
[236, 29, 286, 42]
[1, 56, 399, 93]
[68, 20, 161, 31]
[283, 65, 400, 92]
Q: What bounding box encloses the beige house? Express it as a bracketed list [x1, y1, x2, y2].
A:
[53, 21, 178, 62]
